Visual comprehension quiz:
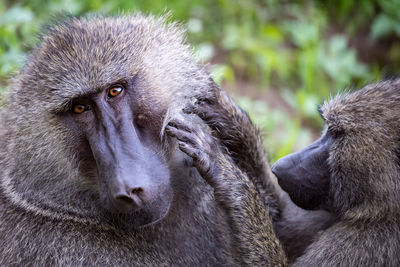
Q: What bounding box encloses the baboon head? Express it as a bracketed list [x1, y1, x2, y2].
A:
[0, 15, 212, 228]
[272, 79, 400, 216]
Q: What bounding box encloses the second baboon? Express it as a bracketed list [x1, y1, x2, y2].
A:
[184, 85, 335, 262]
[188, 79, 400, 265]
[273, 79, 400, 266]
[0, 15, 286, 266]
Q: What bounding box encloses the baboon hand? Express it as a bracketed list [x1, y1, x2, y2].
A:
[183, 90, 246, 142]
[165, 120, 223, 187]
[183, 90, 223, 127]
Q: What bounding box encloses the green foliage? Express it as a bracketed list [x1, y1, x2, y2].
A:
[235, 96, 315, 163]
[371, 0, 400, 39]
[0, 0, 398, 160]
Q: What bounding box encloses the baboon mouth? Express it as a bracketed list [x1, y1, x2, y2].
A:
[136, 192, 173, 227]
[103, 188, 173, 228]
[138, 200, 172, 228]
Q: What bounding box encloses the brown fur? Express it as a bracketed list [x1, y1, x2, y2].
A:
[165, 118, 286, 265]
[192, 79, 400, 265]
[0, 14, 287, 266]
[294, 79, 400, 266]
[186, 87, 336, 262]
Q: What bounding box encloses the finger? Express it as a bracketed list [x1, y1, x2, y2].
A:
[167, 120, 192, 132]
[178, 141, 200, 161]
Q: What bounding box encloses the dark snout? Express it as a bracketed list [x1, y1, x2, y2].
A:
[272, 132, 332, 210]
[86, 108, 170, 214]
[106, 163, 154, 213]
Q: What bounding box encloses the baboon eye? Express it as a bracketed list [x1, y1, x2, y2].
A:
[73, 104, 90, 114]
[108, 86, 123, 98]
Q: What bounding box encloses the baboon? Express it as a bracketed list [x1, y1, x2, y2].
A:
[188, 79, 400, 265]
[183, 86, 335, 262]
[272, 79, 400, 266]
[0, 15, 287, 266]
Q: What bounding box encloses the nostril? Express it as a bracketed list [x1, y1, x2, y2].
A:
[131, 187, 143, 195]
[115, 195, 134, 205]
[130, 187, 144, 207]
[112, 187, 146, 213]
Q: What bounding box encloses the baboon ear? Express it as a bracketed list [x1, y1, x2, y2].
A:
[272, 131, 333, 210]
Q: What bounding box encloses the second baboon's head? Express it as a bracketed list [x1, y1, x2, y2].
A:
[272, 79, 400, 217]
[0, 15, 213, 228]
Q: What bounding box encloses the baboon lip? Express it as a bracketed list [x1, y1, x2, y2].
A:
[138, 200, 172, 228]
[102, 187, 173, 228]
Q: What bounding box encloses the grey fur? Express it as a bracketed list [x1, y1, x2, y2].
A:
[193, 79, 400, 266]
[0, 15, 284, 266]
[185, 87, 336, 262]
[293, 79, 400, 266]
[165, 118, 286, 266]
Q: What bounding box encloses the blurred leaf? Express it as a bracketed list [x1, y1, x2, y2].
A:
[315, 35, 369, 94]
[211, 64, 235, 85]
[371, 14, 396, 39]
[0, 6, 34, 26]
[194, 42, 215, 63]
[284, 21, 318, 48]
[260, 25, 283, 43]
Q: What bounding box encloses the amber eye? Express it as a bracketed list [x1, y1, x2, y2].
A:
[73, 104, 89, 114]
[108, 86, 123, 98]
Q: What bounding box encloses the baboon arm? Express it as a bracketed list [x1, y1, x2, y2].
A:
[185, 88, 280, 218]
[213, 155, 287, 266]
[166, 119, 287, 266]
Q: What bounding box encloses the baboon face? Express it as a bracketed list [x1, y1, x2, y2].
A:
[272, 80, 400, 212]
[271, 129, 333, 210]
[2, 16, 210, 228]
[60, 76, 173, 226]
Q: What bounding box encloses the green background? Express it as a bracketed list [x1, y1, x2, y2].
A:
[1, 0, 399, 162]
